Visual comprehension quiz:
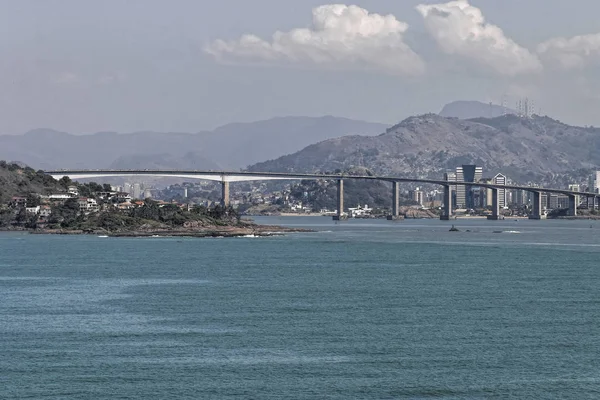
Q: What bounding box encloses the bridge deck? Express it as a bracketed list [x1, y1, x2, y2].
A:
[45, 170, 600, 198]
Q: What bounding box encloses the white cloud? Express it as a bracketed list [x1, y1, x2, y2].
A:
[416, 0, 542, 76]
[204, 4, 425, 76]
[538, 33, 600, 70]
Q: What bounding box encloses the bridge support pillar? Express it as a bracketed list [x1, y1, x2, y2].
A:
[529, 191, 544, 219]
[487, 188, 501, 220]
[387, 181, 403, 220]
[440, 185, 453, 220]
[333, 179, 347, 220]
[567, 194, 577, 217]
[221, 181, 230, 207]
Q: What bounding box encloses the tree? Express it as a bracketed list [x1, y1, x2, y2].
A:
[0, 209, 14, 227]
[15, 208, 27, 225]
[58, 176, 72, 190]
[26, 193, 41, 207]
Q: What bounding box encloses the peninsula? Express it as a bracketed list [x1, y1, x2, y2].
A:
[0, 161, 309, 237]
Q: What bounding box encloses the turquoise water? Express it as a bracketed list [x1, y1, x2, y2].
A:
[1, 217, 600, 399]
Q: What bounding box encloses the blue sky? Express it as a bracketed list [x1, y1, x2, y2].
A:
[2, 0, 600, 133]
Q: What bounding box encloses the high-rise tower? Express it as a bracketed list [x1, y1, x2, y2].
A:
[455, 165, 483, 209]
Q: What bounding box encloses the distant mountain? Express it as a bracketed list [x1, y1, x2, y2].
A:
[249, 114, 600, 183]
[108, 152, 221, 171]
[439, 100, 515, 119]
[0, 116, 388, 171]
[203, 116, 387, 169]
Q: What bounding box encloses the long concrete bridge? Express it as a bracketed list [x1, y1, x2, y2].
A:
[45, 169, 600, 220]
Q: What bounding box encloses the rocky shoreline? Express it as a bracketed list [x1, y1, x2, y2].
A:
[15, 223, 313, 238]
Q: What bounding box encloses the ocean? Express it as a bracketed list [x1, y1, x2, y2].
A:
[1, 217, 600, 399]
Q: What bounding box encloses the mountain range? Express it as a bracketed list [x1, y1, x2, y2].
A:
[0, 116, 388, 171]
[249, 113, 600, 183]
[3, 101, 599, 186]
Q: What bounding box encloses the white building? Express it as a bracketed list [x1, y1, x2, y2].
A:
[45, 193, 74, 200]
[67, 186, 79, 196]
[493, 173, 507, 208]
[410, 188, 424, 206]
[133, 183, 142, 199]
[589, 171, 600, 193]
[348, 204, 373, 218]
[78, 198, 99, 213]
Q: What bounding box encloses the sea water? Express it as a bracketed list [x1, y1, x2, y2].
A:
[1, 217, 600, 399]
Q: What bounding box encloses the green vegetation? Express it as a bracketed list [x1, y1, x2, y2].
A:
[0, 161, 62, 204]
[51, 201, 241, 232]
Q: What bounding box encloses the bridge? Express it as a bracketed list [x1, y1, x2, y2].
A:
[45, 169, 600, 221]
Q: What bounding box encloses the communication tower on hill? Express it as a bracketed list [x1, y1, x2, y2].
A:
[501, 94, 509, 116]
[516, 98, 535, 118]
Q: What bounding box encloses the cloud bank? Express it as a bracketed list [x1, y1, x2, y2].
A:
[206, 1, 600, 79]
[416, 0, 542, 76]
[204, 4, 425, 76]
[538, 33, 600, 70]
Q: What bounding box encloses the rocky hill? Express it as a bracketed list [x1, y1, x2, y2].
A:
[249, 114, 600, 184]
[0, 116, 388, 171]
[0, 161, 64, 204]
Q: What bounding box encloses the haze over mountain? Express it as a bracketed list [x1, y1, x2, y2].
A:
[0, 116, 388, 171]
[439, 101, 515, 120]
[249, 114, 600, 184]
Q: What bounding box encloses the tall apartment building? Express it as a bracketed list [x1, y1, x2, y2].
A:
[512, 189, 529, 206]
[589, 171, 600, 193]
[455, 165, 483, 209]
[133, 183, 142, 199]
[546, 194, 559, 210]
[410, 188, 424, 206]
[493, 173, 507, 208]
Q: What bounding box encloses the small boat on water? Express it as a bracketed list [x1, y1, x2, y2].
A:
[97, 235, 109, 238]
[449, 225, 459, 232]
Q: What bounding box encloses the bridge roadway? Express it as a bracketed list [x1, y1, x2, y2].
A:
[45, 169, 600, 220]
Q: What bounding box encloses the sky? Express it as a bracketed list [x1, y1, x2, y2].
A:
[2, 0, 600, 134]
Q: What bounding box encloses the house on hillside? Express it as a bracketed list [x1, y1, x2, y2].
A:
[78, 198, 99, 213]
[25, 206, 40, 214]
[10, 197, 27, 208]
[39, 206, 52, 218]
[45, 193, 74, 201]
[68, 186, 79, 196]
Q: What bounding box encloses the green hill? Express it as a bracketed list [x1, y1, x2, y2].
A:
[0, 161, 65, 203]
